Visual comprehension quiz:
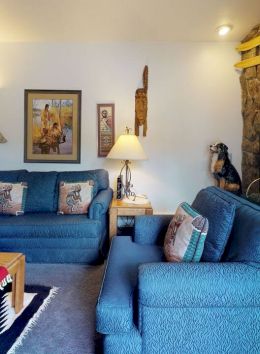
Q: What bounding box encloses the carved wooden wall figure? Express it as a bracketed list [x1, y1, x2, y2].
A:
[135, 65, 148, 136]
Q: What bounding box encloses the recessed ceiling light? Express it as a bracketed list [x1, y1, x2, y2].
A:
[216, 25, 233, 36]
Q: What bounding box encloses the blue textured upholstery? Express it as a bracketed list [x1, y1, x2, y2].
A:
[86, 169, 109, 190]
[89, 188, 113, 220]
[18, 171, 58, 213]
[0, 169, 112, 263]
[57, 170, 98, 185]
[138, 262, 260, 354]
[0, 170, 27, 182]
[192, 187, 236, 262]
[134, 215, 172, 245]
[0, 247, 101, 264]
[0, 213, 101, 240]
[208, 187, 260, 263]
[227, 205, 260, 262]
[140, 303, 259, 354]
[97, 187, 260, 353]
[138, 262, 260, 308]
[96, 237, 164, 334]
[103, 327, 142, 354]
[0, 213, 102, 264]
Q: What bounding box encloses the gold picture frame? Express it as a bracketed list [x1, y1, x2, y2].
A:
[97, 103, 115, 157]
[24, 90, 81, 163]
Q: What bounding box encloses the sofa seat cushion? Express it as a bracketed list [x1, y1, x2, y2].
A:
[96, 236, 164, 334]
[18, 171, 58, 213]
[0, 213, 101, 249]
[192, 187, 236, 262]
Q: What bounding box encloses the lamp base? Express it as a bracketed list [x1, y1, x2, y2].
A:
[120, 160, 136, 200]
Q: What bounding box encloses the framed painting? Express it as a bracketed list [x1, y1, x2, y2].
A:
[24, 89, 81, 163]
[97, 103, 115, 157]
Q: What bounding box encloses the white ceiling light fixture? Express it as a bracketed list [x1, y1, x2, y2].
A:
[216, 25, 233, 36]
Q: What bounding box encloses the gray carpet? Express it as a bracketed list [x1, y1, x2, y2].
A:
[13, 263, 104, 354]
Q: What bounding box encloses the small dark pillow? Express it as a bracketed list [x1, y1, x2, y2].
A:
[192, 189, 236, 262]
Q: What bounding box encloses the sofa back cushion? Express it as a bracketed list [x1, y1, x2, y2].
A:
[225, 205, 260, 262]
[0, 169, 109, 214]
[192, 187, 236, 262]
[18, 171, 58, 213]
[86, 169, 109, 190]
[209, 187, 260, 263]
[0, 170, 27, 182]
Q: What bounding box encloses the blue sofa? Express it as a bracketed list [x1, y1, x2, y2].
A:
[96, 187, 260, 354]
[0, 169, 113, 264]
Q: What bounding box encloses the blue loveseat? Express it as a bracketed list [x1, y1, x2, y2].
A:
[96, 187, 260, 354]
[0, 169, 113, 264]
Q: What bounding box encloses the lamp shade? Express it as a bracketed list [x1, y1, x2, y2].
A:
[107, 133, 147, 160]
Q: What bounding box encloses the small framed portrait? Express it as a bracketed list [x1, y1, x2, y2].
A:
[24, 89, 81, 163]
[97, 103, 115, 157]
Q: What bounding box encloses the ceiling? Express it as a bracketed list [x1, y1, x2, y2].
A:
[0, 0, 259, 42]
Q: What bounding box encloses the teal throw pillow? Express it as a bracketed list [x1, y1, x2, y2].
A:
[164, 202, 209, 262]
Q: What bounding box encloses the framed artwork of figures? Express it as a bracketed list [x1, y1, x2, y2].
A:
[24, 90, 81, 163]
[97, 103, 115, 157]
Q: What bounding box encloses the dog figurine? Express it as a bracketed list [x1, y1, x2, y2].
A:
[210, 142, 242, 194]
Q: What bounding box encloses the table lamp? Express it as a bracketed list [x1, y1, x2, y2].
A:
[107, 127, 147, 199]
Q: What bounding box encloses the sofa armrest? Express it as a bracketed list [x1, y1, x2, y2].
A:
[138, 262, 260, 308]
[89, 188, 113, 220]
[134, 215, 172, 245]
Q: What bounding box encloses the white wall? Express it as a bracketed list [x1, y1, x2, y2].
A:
[0, 42, 241, 213]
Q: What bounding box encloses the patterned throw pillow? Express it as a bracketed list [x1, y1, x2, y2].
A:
[0, 182, 28, 216]
[164, 202, 209, 262]
[58, 181, 95, 215]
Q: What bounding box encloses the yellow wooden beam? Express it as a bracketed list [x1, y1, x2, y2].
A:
[234, 56, 260, 68]
[236, 35, 260, 52]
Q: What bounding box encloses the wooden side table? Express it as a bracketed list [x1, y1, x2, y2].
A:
[109, 199, 153, 242]
[0, 252, 25, 313]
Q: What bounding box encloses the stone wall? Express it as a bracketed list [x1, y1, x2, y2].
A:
[240, 24, 260, 194]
